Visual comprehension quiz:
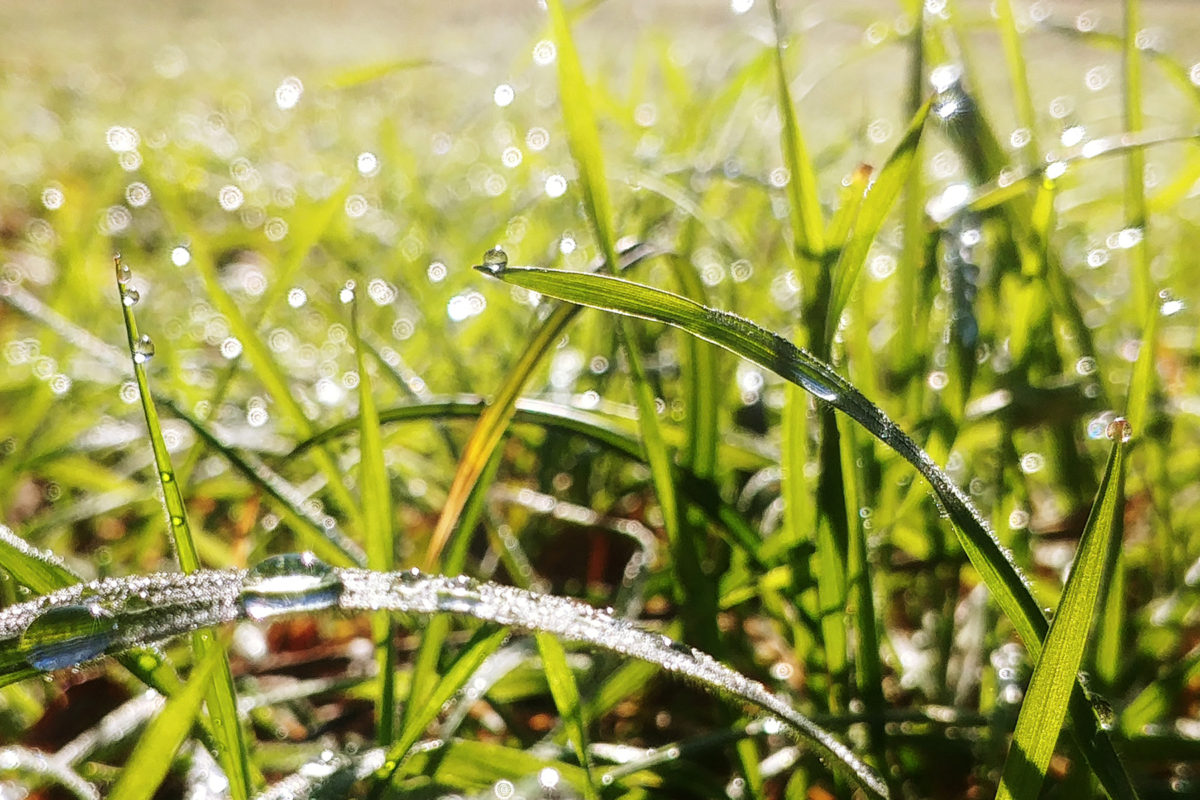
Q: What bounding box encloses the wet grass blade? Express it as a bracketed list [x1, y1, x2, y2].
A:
[473, 262, 1136, 797]
[116, 258, 252, 800]
[108, 639, 226, 800]
[350, 290, 397, 744]
[995, 428, 1129, 800]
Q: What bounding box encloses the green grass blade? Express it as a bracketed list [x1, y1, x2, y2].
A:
[422, 303, 580, 568]
[534, 632, 598, 798]
[163, 399, 364, 567]
[375, 625, 510, 789]
[146, 188, 365, 538]
[767, 0, 825, 261]
[995, 426, 1129, 800]
[544, 1, 700, 652]
[546, 0, 617, 272]
[108, 638, 226, 800]
[350, 288, 397, 744]
[474, 262, 1135, 795]
[116, 257, 251, 800]
[825, 99, 931, 345]
[994, 0, 1040, 159]
[0, 525, 77, 591]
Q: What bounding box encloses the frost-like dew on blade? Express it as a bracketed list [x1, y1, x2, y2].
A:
[0, 568, 889, 798]
[19, 604, 116, 671]
[240, 552, 344, 621]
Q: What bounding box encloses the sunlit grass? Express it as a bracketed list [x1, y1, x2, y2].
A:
[1, 1, 1200, 798]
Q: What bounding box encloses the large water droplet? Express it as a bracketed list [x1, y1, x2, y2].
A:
[122, 286, 140, 307]
[1105, 417, 1133, 443]
[240, 552, 344, 621]
[20, 604, 116, 671]
[479, 245, 508, 273]
[133, 334, 155, 363]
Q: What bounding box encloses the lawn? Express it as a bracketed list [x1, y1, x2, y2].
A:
[1, 1, 1199, 798]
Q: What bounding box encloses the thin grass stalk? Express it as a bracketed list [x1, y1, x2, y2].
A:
[114, 257, 252, 800]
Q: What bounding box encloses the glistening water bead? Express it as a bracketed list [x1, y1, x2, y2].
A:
[115, 258, 132, 285]
[1105, 416, 1133, 444]
[20, 604, 117, 671]
[132, 334, 155, 364]
[479, 245, 508, 273]
[121, 286, 140, 307]
[240, 552, 344, 621]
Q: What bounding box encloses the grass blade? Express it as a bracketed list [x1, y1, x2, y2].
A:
[995, 424, 1130, 800]
[374, 625, 510, 791]
[546, 0, 617, 272]
[116, 257, 252, 800]
[108, 638, 226, 800]
[767, 0, 825, 262]
[825, 99, 932, 344]
[473, 262, 1135, 795]
[349, 287, 397, 744]
[535, 632, 598, 798]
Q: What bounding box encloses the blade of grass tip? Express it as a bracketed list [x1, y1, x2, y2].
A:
[473, 264, 1138, 798]
[824, 99, 932, 346]
[348, 284, 398, 745]
[535, 632, 598, 798]
[995, 422, 1130, 800]
[115, 256, 252, 800]
[108, 638, 227, 800]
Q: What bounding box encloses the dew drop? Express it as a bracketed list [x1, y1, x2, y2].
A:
[1105, 416, 1133, 444]
[122, 286, 140, 307]
[115, 258, 132, 285]
[133, 335, 155, 363]
[171, 515, 185, 528]
[479, 245, 508, 273]
[240, 552, 344, 621]
[20, 604, 116, 672]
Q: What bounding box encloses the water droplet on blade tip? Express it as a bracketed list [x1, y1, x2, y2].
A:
[480, 245, 508, 273]
[1105, 417, 1133, 443]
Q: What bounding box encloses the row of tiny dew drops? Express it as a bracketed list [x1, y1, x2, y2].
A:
[14, 553, 345, 674]
[10, 245, 519, 675]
